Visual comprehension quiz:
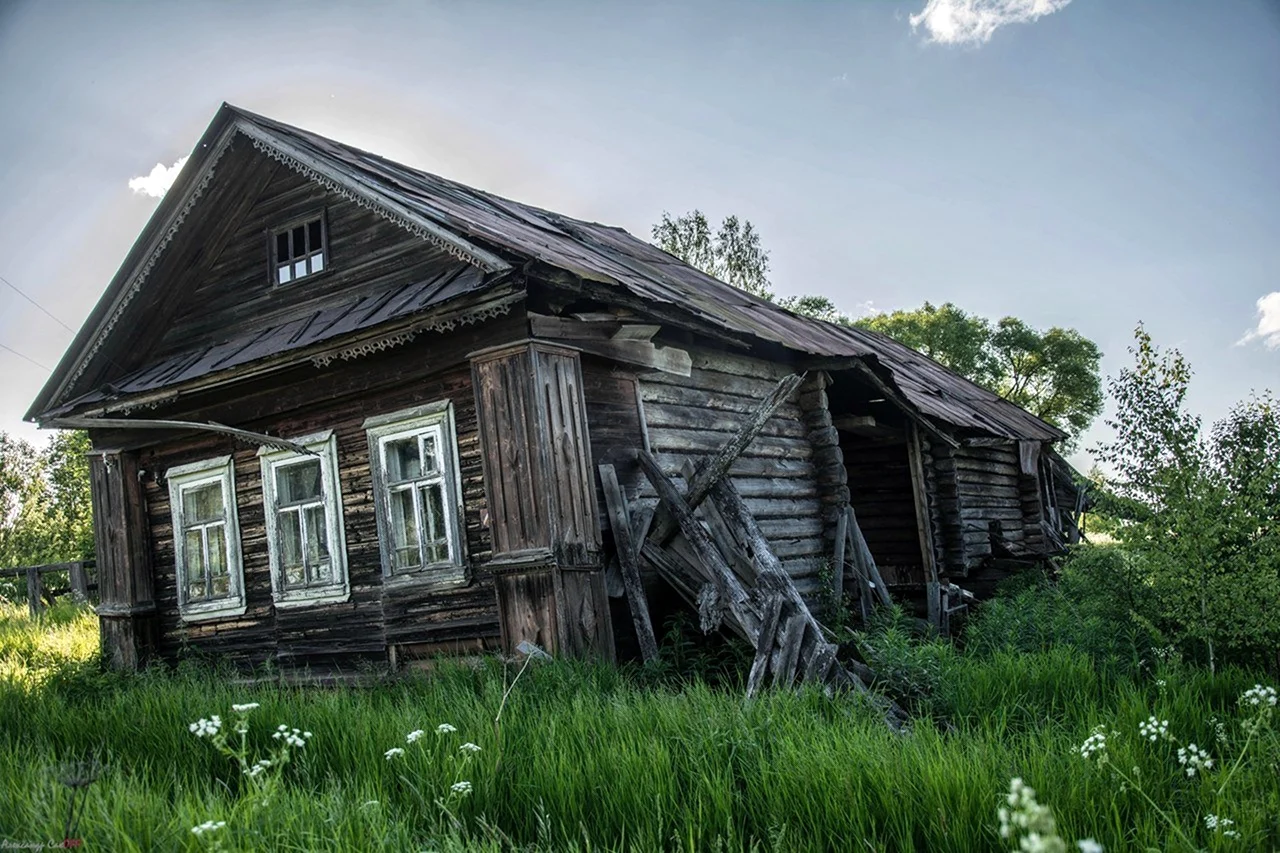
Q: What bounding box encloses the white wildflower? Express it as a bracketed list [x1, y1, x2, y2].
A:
[384, 747, 405, 759]
[190, 820, 226, 835]
[1155, 679, 1166, 689]
[406, 729, 425, 744]
[459, 742, 482, 754]
[436, 723, 457, 734]
[1240, 684, 1277, 708]
[189, 717, 222, 738]
[231, 702, 260, 713]
[1078, 727, 1108, 762]
[1077, 840, 1103, 853]
[1137, 716, 1169, 742]
[1176, 743, 1212, 776]
[450, 780, 473, 796]
[998, 778, 1061, 849]
[1223, 830, 1241, 839]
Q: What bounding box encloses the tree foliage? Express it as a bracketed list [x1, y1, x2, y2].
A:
[857, 302, 1103, 443]
[652, 210, 773, 300]
[0, 430, 93, 570]
[1095, 326, 1280, 670]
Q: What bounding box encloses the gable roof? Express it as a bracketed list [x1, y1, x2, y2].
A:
[29, 104, 1064, 443]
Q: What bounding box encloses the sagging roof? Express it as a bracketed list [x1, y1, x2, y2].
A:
[30, 104, 1063, 442]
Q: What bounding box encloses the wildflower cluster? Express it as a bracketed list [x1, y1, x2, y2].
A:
[384, 721, 482, 811]
[1204, 814, 1241, 840]
[1138, 716, 1169, 742]
[1240, 684, 1277, 708]
[272, 724, 311, 748]
[1077, 726, 1109, 763]
[1176, 743, 1213, 777]
[996, 777, 1102, 853]
[189, 716, 222, 738]
[190, 820, 226, 836]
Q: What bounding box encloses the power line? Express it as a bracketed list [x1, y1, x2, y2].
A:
[0, 273, 75, 335]
[0, 341, 50, 372]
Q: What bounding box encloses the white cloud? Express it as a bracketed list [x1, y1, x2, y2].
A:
[1238, 291, 1280, 349]
[909, 0, 1072, 46]
[127, 156, 189, 198]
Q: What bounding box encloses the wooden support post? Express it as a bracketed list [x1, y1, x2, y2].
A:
[90, 450, 157, 670]
[907, 425, 942, 627]
[26, 566, 42, 619]
[832, 508, 848, 607]
[647, 372, 805, 545]
[598, 464, 659, 663]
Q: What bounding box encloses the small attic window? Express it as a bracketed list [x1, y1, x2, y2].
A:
[273, 216, 326, 285]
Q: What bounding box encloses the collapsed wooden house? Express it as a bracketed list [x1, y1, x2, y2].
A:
[27, 105, 1083, 684]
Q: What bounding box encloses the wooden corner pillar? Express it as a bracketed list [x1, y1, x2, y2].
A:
[470, 342, 613, 661]
[88, 450, 157, 669]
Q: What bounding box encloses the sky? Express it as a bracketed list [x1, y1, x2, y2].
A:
[0, 0, 1276, 472]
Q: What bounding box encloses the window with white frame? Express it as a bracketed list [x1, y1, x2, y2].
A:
[364, 402, 466, 582]
[168, 456, 245, 621]
[258, 432, 349, 607]
[272, 215, 326, 285]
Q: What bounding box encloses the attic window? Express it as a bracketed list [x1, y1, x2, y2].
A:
[273, 217, 326, 285]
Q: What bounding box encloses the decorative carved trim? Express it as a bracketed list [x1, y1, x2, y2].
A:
[62, 133, 237, 397]
[310, 297, 518, 368]
[241, 127, 491, 269]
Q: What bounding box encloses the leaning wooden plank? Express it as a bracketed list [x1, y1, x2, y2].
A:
[746, 596, 785, 699]
[832, 507, 848, 605]
[599, 463, 659, 663]
[848, 507, 894, 609]
[772, 613, 807, 689]
[647, 372, 806, 545]
[803, 641, 838, 685]
[638, 449, 760, 637]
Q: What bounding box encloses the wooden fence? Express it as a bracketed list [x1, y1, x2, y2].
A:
[0, 560, 97, 617]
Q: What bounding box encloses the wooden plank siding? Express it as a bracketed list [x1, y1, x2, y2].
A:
[944, 444, 1028, 569]
[115, 316, 531, 674]
[634, 349, 827, 604]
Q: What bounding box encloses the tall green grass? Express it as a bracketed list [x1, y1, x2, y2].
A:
[0, 601, 1276, 851]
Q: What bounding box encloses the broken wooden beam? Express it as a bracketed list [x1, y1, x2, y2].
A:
[598, 463, 659, 663]
[647, 372, 806, 546]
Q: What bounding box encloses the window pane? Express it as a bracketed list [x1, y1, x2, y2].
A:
[420, 433, 439, 474]
[310, 251, 324, 274]
[278, 264, 292, 284]
[183, 483, 223, 524]
[305, 504, 330, 583]
[388, 487, 420, 571]
[294, 260, 307, 279]
[292, 225, 305, 255]
[308, 220, 322, 251]
[211, 574, 231, 598]
[207, 524, 227, 579]
[276, 459, 322, 505]
[383, 437, 420, 482]
[421, 481, 448, 563]
[183, 529, 206, 599]
[276, 232, 290, 262]
[279, 509, 304, 587]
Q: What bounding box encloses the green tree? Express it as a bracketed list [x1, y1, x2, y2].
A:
[858, 303, 1103, 443]
[652, 210, 774, 300]
[0, 430, 94, 571]
[1095, 326, 1280, 671]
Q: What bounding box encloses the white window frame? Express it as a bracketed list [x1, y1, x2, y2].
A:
[258, 431, 349, 608]
[364, 401, 467, 585]
[168, 456, 246, 622]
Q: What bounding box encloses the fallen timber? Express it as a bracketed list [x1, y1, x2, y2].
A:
[599, 372, 911, 730]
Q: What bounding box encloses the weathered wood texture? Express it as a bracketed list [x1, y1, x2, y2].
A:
[943, 443, 1033, 569]
[122, 320, 526, 673]
[838, 435, 924, 587]
[635, 350, 825, 600]
[90, 451, 158, 670]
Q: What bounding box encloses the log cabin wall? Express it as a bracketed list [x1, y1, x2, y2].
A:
[108, 312, 526, 674]
[945, 444, 1026, 570]
[633, 348, 826, 603]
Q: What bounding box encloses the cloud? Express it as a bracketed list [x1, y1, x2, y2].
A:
[1238, 291, 1280, 349]
[909, 0, 1072, 46]
[128, 156, 189, 198]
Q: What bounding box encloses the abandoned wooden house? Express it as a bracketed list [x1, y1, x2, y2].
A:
[27, 104, 1083, 685]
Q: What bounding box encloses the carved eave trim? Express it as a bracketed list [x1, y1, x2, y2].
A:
[232, 119, 512, 275]
[55, 125, 240, 404]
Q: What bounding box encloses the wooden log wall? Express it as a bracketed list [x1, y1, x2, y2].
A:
[796, 372, 851, 614]
[839, 435, 924, 587]
[634, 349, 826, 604]
[943, 443, 1026, 569]
[929, 443, 969, 577]
[111, 313, 526, 674]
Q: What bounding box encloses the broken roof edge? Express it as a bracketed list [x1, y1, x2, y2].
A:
[26, 103, 512, 423]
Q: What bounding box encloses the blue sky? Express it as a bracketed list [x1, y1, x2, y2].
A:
[0, 0, 1276, 470]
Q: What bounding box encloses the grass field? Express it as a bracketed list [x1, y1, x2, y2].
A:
[1, 602, 1276, 852]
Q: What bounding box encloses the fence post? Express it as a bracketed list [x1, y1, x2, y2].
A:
[26, 566, 43, 618]
[69, 562, 89, 603]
